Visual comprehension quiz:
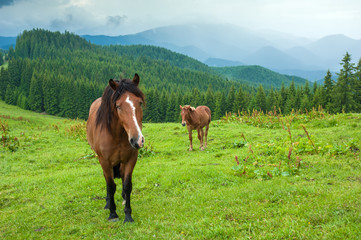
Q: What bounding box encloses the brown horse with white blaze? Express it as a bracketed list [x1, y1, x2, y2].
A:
[180, 105, 211, 151]
[86, 74, 145, 223]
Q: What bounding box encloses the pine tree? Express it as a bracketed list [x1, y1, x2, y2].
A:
[59, 78, 77, 118]
[42, 73, 59, 115]
[294, 86, 302, 110]
[313, 81, 318, 96]
[0, 51, 3, 65]
[204, 84, 215, 112]
[214, 92, 226, 119]
[248, 95, 256, 112]
[313, 86, 324, 109]
[159, 90, 168, 122]
[8, 46, 15, 59]
[7, 59, 21, 87]
[165, 92, 177, 122]
[352, 58, 361, 111]
[152, 88, 162, 122]
[0, 68, 10, 100]
[175, 92, 183, 122]
[266, 87, 277, 112]
[323, 70, 334, 111]
[304, 80, 311, 98]
[254, 85, 267, 112]
[278, 83, 287, 112]
[190, 88, 201, 107]
[300, 93, 312, 111]
[285, 81, 296, 113]
[28, 71, 44, 112]
[226, 85, 235, 113]
[17, 93, 29, 110]
[332, 52, 355, 112]
[20, 60, 33, 96]
[5, 84, 16, 105]
[233, 86, 246, 113]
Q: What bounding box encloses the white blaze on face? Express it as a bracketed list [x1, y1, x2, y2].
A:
[125, 95, 143, 138]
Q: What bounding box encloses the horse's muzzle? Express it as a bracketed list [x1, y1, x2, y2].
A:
[182, 123, 186, 127]
[130, 135, 145, 149]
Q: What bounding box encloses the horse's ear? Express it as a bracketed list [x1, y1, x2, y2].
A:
[190, 107, 196, 111]
[109, 79, 118, 90]
[180, 105, 183, 109]
[133, 73, 140, 86]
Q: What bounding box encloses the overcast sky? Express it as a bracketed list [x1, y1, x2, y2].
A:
[0, 0, 360, 39]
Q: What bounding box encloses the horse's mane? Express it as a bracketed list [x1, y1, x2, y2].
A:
[95, 79, 145, 132]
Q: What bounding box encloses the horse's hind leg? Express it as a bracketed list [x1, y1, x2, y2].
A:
[205, 124, 209, 148]
[119, 163, 126, 205]
[198, 128, 204, 150]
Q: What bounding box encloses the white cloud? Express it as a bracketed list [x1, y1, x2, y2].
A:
[0, 0, 360, 38]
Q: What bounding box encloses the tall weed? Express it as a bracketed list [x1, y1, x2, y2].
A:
[0, 119, 19, 152]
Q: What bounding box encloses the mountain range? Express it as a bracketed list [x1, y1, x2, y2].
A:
[82, 24, 361, 81]
[2, 23, 360, 82]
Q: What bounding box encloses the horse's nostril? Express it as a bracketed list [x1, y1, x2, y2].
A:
[130, 138, 135, 145]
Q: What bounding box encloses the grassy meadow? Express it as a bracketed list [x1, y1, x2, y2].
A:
[1, 100, 361, 239]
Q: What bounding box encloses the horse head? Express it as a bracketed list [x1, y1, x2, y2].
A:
[180, 105, 195, 127]
[109, 74, 145, 149]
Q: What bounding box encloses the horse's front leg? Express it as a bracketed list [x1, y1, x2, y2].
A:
[102, 164, 119, 221]
[122, 159, 137, 223]
[188, 127, 193, 151]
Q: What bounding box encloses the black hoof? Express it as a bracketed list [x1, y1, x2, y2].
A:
[123, 215, 134, 223]
[108, 212, 119, 221]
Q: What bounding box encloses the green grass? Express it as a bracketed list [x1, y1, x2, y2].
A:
[0, 61, 8, 70]
[1, 100, 361, 239]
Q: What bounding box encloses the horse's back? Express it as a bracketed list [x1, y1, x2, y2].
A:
[196, 106, 211, 125]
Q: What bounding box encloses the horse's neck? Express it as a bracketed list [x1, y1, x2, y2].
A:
[110, 117, 127, 140]
[187, 111, 199, 124]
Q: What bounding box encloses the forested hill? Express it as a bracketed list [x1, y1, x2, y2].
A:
[12, 29, 235, 93]
[0, 29, 244, 122]
[103, 45, 212, 73]
[1, 29, 360, 122]
[213, 65, 306, 89]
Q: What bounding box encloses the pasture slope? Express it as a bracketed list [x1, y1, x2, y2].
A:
[1, 100, 361, 239]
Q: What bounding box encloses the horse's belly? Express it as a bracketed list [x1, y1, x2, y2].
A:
[96, 141, 135, 165]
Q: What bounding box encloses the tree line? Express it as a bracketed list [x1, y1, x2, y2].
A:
[0, 29, 360, 122]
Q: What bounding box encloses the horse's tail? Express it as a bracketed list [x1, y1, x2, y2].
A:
[206, 106, 211, 124]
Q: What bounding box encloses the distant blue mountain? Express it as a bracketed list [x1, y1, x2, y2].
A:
[0, 36, 16, 49]
[204, 58, 243, 67]
[2, 24, 360, 82]
[82, 34, 155, 46]
[276, 69, 336, 82]
[245, 46, 304, 70]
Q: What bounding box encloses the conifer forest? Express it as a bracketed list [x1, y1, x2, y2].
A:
[1, 29, 361, 122]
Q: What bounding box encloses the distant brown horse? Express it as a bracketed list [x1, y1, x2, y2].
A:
[180, 105, 211, 151]
[86, 74, 145, 223]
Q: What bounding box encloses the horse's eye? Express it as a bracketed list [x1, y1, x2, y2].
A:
[116, 105, 121, 110]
